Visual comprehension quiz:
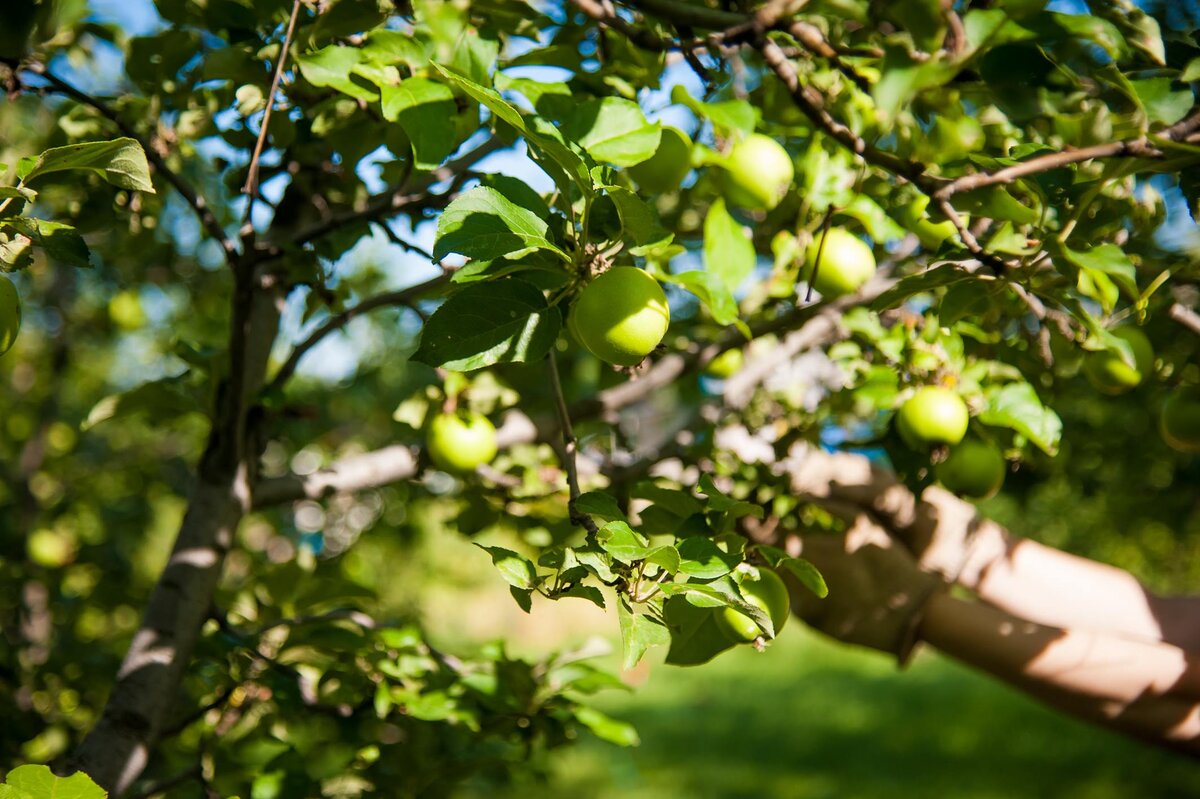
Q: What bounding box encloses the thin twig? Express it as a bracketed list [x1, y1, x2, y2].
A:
[28, 65, 239, 261]
[241, 0, 305, 235]
[268, 268, 454, 392]
[547, 350, 599, 534]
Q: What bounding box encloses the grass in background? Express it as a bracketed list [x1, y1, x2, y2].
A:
[467, 629, 1195, 799]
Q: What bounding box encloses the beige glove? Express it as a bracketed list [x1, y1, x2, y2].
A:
[780, 444, 1012, 589]
[786, 514, 945, 665]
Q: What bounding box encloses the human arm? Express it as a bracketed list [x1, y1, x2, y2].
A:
[920, 594, 1200, 758]
[787, 512, 1200, 758]
[783, 444, 1200, 649]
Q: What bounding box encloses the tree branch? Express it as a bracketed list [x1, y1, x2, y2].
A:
[1169, 302, 1200, 337]
[241, 0, 305, 235]
[267, 267, 454, 393]
[547, 350, 600, 534]
[27, 65, 239, 262]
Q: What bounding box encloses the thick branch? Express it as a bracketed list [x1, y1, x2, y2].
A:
[1169, 303, 1200, 337]
[28, 65, 239, 261]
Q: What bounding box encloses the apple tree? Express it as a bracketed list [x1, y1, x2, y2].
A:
[1, 0, 1199, 795]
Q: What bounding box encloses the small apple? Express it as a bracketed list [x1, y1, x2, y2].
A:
[936, 439, 1006, 499]
[1160, 389, 1200, 453]
[426, 410, 498, 473]
[802, 227, 876, 297]
[704, 349, 744, 379]
[629, 126, 693, 193]
[716, 133, 794, 211]
[570, 267, 670, 366]
[896, 386, 970, 448]
[1083, 326, 1154, 395]
[716, 567, 790, 643]
[0, 275, 21, 356]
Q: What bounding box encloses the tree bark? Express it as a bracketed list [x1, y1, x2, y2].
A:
[70, 276, 282, 795]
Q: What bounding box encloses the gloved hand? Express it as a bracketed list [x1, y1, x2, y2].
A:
[785, 513, 945, 665]
[779, 443, 1012, 589]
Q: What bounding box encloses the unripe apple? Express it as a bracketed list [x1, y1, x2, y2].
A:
[936, 439, 1006, 499]
[570, 267, 669, 366]
[716, 133, 793, 211]
[1160, 389, 1200, 453]
[1083, 326, 1154, 395]
[704, 348, 744, 379]
[427, 410, 498, 473]
[0, 275, 21, 356]
[629, 126, 693, 193]
[716, 567, 790, 643]
[802, 227, 876, 297]
[896, 386, 970, 448]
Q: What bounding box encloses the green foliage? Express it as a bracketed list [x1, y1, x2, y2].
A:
[1, 0, 1199, 793]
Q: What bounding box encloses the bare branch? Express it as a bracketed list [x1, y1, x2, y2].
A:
[241, 0, 306, 235]
[547, 351, 600, 534]
[1169, 303, 1200, 337]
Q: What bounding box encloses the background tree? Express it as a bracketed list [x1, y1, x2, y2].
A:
[1, 0, 1198, 796]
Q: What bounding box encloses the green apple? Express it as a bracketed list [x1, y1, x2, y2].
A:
[716, 567, 790, 643]
[704, 348, 744, 379]
[896, 386, 970, 448]
[1160, 389, 1200, 453]
[571, 267, 670, 366]
[802, 227, 876, 297]
[0, 275, 21, 356]
[716, 133, 794, 211]
[427, 410, 498, 473]
[1083, 326, 1154, 395]
[629, 126, 693, 193]
[937, 439, 1006, 499]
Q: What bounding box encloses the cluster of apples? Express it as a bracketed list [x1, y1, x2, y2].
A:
[893, 385, 1007, 500]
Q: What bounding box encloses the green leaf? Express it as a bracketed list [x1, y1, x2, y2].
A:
[872, 46, 958, 119]
[871, 264, 972, 311]
[412, 279, 561, 371]
[574, 491, 626, 521]
[295, 45, 379, 101]
[3, 218, 90, 267]
[602, 186, 672, 249]
[431, 63, 592, 196]
[433, 186, 568, 262]
[703, 198, 755, 294]
[979, 382, 1062, 456]
[82, 375, 202, 430]
[669, 85, 755, 135]
[617, 597, 670, 669]
[659, 269, 742, 329]
[563, 97, 661, 167]
[0, 765, 107, 799]
[574, 705, 639, 746]
[380, 78, 457, 171]
[675, 537, 740, 579]
[663, 597, 734, 666]
[954, 186, 1039, 225]
[697, 474, 763, 519]
[18, 138, 154, 192]
[1130, 78, 1193, 127]
[1060, 243, 1137, 298]
[596, 521, 653, 564]
[780, 557, 828, 598]
[476, 545, 539, 590]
